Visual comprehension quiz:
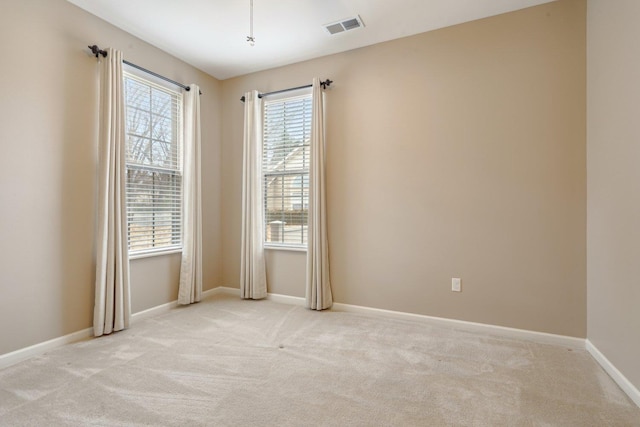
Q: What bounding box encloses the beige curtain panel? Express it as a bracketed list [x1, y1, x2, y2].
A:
[240, 90, 268, 300]
[306, 78, 333, 310]
[178, 84, 203, 305]
[93, 47, 131, 336]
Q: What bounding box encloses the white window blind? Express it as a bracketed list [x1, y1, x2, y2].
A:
[263, 93, 312, 247]
[124, 72, 183, 255]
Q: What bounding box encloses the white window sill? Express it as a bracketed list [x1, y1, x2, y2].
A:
[129, 247, 182, 260]
[264, 244, 307, 253]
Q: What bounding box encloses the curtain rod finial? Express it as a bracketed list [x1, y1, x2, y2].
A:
[88, 45, 107, 58]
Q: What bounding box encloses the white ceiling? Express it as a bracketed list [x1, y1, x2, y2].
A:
[67, 0, 556, 80]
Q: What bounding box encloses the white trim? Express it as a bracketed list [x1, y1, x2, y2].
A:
[225, 286, 583, 348]
[129, 247, 182, 260]
[263, 87, 312, 103]
[267, 292, 306, 306]
[209, 287, 307, 306]
[0, 287, 221, 371]
[4, 286, 637, 409]
[329, 302, 584, 349]
[586, 339, 640, 408]
[123, 64, 184, 92]
[256, 291, 638, 407]
[131, 287, 219, 322]
[0, 327, 93, 370]
[264, 245, 307, 252]
[207, 286, 241, 297]
[131, 300, 178, 323]
[201, 287, 219, 298]
[211, 287, 305, 306]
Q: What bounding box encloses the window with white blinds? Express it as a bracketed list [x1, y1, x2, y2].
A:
[124, 72, 183, 255]
[263, 93, 312, 247]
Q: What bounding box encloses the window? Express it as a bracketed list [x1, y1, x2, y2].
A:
[263, 93, 312, 247]
[124, 72, 183, 256]
[291, 175, 309, 210]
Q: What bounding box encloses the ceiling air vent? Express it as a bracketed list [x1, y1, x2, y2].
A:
[324, 15, 365, 35]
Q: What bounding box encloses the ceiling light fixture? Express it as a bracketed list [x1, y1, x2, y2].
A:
[246, 0, 255, 46]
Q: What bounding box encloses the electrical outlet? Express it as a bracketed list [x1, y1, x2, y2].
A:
[452, 278, 461, 292]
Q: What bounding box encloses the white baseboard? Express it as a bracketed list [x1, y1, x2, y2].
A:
[130, 287, 219, 323]
[215, 287, 583, 348]
[0, 287, 222, 371]
[208, 286, 240, 297]
[330, 302, 584, 349]
[254, 291, 640, 407]
[202, 288, 219, 298]
[210, 286, 305, 308]
[211, 286, 306, 306]
[0, 327, 93, 370]
[330, 302, 585, 348]
[586, 339, 640, 408]
[211, 286, 305, 306]
[131, 300, 179, 323]
[4, 286, 637, 410]
[267, 292, 306, 306]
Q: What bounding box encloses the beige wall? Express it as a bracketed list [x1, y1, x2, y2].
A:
[0, 0, 590, 357]
[0, 0, 222, 355]
[587, 0, 640, 391]
[222, 0, 587, 336]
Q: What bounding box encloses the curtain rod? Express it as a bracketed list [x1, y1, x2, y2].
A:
[88, 45, 202, 95]
[240, 79, 333, 102]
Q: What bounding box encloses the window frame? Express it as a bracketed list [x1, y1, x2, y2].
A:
[262, 89, 312, 251]
[123, 67, 184, 258]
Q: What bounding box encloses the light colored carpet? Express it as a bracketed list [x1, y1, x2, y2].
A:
[0, 293, 638, 426]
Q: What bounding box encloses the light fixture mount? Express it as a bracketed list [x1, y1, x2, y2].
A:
[247, 0, 255, 46]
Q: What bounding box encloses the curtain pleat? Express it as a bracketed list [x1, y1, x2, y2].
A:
[178, 84, 203, 305]
[94, 48, 131, 336]
[240, 91, 267, 300]
[306, 78, 333, 310]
